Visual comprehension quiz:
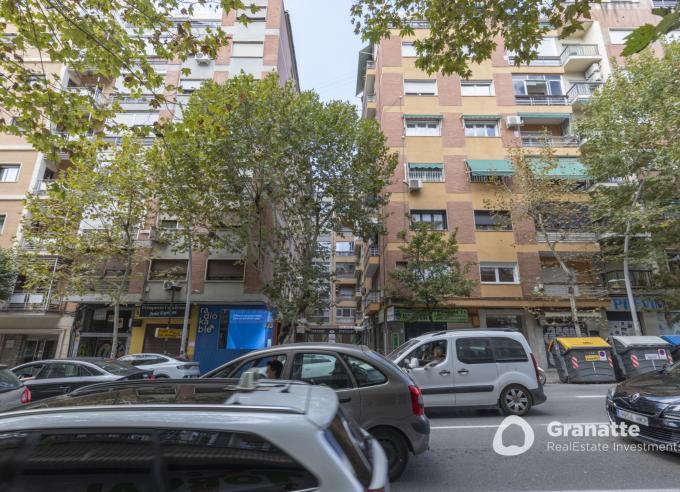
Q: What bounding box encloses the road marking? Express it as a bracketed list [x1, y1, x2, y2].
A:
[574, 395, 606, 398]
[431, 422, 610, 430]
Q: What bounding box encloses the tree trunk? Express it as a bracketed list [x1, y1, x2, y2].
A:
[110, 301, 120, 359]
[622, 181, 645, 336]
[179, 231, 193, 358]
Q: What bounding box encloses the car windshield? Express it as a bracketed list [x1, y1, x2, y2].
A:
[387, 338, 420, 361]
[89, 360, 139, 375]
[0, 368, 21, 392]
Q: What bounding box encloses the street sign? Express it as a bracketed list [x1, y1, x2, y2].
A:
[155, 327, 181, 339]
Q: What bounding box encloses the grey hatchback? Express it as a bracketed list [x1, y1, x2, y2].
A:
[203, 342, 430, 481]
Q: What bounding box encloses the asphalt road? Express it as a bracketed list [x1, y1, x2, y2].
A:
[393, 383, 680, 492]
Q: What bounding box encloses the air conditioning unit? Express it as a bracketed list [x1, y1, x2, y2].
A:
[505, 115, 523, 128]
[195, 52, 212, 65]
[163, 280, 182, 291]
[408, 178, 422, 191]
[585, 63, 602, 81]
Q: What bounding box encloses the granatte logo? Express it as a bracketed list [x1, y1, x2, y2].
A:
[492, 415, 535, 457]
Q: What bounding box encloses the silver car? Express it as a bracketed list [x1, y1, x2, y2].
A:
[0, 365, 30, 412]
[0, 379, 389, 492]
[202, 342, 430, 481]
[118, 353, 201, 378]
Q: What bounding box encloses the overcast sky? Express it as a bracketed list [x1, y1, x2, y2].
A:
[285, 0, 364, 106]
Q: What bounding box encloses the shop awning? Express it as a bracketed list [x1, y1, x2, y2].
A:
[531, 157, 588, 179]
[467, 159, 514, 177]
[556, 337, 610, 350]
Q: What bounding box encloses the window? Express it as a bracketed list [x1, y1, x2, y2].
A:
[667, 252, 680, 274]
[485, 315, 522, 331]
[464, 121, 499, 137]
[456, 338, 495, 364]
[44, 363, 81, 379]
[404, 118, 441, 136]
[335, 241, 354, 256]
[291, 353, 352, 390]
[336, 307, 355, 319]
[461, 81, 493, 96]
[179, 79, 204, 93]
[336, 286, 354, 299]
[491, 337, 528, 362]
[13, 363, 44, 380]
[512, 75, 564, 96]
[411, 210, 447, 230]
[401, 340, 447, 369]
[474, 210, 512, 231]
[480, 262, 519, 283]
[0, 165, 19, 182]
[335, 264, 355, 276]
[158, 219, 179, 229]
[343, 355, 387, 387]
[232, 354, 287, 379]
[401, 42, 417, 57]
[149, 259, 188, 280]
[395, 261, 408, 270]
[0, 214, 5, 233]
[404, 80, 437, 95]
[610, 29, 634, 44]
[206, 259, 244, 281]
[231, 41, 264, 57]
[408, 163, 444, 182]
[111, 112, 160, 128]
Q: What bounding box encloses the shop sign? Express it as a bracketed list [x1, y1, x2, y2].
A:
[328, 331, 336, 344]
[309, 328, 356, 334]
[393, 308, 468, 323]
[140, 303, 185, 318]
[93, 309, 107, 321]
[155, 327, 181, 339]
[386, 306, 395, 322]
[610, 297, 664, 312]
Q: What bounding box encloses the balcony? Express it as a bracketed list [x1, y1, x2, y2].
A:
[602, 270, 655, 290]
[508, 55, 561, 67]
[537, 232, 598, 243]
[515, 95, 568, 106]
[36, 179, 56, 195]
[541, 283, 608, 299]
[5, 291, 60, 312]
[335, 270, 357, 284]
[408, 168, 445, 182]
[363, 291, 382, 314]
[336, 316, 356, 325]
[68, 86, 109, 107]
[520, 134, 579, 148]
[560, 44, 600, 71]
[364, 246, 380, 277]
[567, 82, 603, 108]
[652, 0, 676, 7]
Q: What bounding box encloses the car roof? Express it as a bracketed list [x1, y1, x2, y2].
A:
[414, 329, 528, 340]
[0, 379, 338, 430]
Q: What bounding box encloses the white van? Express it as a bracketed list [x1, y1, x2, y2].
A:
[387, 330, 546, 415]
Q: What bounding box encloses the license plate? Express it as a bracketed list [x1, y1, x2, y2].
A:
[585, 355, 600, 362]
[616, 408, 648, 426]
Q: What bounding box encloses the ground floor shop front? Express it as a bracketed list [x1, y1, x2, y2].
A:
[0, 312, 73, 366]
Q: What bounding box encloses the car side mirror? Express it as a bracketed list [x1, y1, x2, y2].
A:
[408, 357, 420, 369]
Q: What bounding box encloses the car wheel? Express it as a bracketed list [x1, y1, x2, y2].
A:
[500, 384, 532, 416]
[371, 427, 409, 482]
[155, 374, 169, 379]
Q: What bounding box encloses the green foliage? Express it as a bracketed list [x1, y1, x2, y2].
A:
[350, 0, 680, 76]
[0, 248, 17, 300]
[390, 221, 475, 320]
[576, 42, 680, 309]
[0, 0, 256, 159]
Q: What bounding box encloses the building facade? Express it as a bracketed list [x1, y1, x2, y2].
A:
[356, 0, 679, 367]
[0, 0, 298, 370]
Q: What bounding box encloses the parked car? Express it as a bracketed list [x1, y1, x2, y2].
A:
[606, 361, 680, 448]
[118, 353, 201, 378]
[11, 358, 153, 402]
[202, 342, 430, 481]
[387, 330, 546, 416]
[0, 378, 389, 492]
[0, 364, 31, 411]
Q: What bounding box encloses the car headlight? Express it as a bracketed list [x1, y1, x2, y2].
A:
[662, 405, 680, 420]
[607, 386, 616, 400]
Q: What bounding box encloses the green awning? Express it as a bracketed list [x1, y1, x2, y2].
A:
[403, 114, 443, 120]
[462, 114, 500, 120]
[518, 113, 572, 119]
[467, 159, 514, 176]
[531, 157, 588, 179]
[408, 163, 443, 169]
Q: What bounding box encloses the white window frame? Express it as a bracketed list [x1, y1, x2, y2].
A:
[609, 29, 634, 44]
[460, 81, 493, 96]
[0, 164, 20, 182]
[336, 307, 356, 318]
[480, 262, 520, 284]
[404, 118, 441, 137]
[401, 42, 417, 57]
[0, 214, 6, 234]
[464, 121, 499, 137]
[231, 41, 264, 58]
[404, 80, 437, 96]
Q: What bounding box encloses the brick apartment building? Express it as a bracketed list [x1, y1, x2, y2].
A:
[0, 0, 298, 372]
[356, 0, 680, 367]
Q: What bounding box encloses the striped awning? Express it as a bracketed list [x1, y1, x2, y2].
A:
[462, 114, 501, 120]
[531, 157, 588, 179]
[466, 159, 514, 176]
[408, 163, 443, 169]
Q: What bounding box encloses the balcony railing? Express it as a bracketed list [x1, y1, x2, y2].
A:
[508, 55, 561, 67]
[602, 270, 655, 289]
[408, 168, 445, 182]
[520, 134, 579, 148]
[68, 86, 109, 107]
[335, 250, 355, 257]
[335, 293, 355, 301]
[366, 94, 376, 102]
[542, 283, 608, 298]
[336, 316, 356, 325]
[6, 291, 60, 311]
[36, 179, 56, 194]
[559, 44, 599, 65]
[366, 60, 376, 69]
[404, 20, 430, 29]
[652, 0, 676, 7]
[335, 270, 356, 278]
[566, 82, 603, 103]
[515, 95, 568, 106]
[368, 247, 379, 257]
[537, 232, 598, 243]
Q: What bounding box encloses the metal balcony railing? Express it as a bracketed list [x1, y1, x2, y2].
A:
[508, 55, 561, 67]
[68, 86, 109, 107]
[404, 20, 430, 29]
[336, 316, 356, 325]
[515, 95, 568, 106]
[366, 94, 376, 102]
[408, 168, 445, 182]
[366, 60, 376, 69]
[537, 232, 598, 243]
[520, 134, 579, 148]
[368, 247, 379, 257]
[6, 291, 60, 311]
[335, 250, 355, 257]
[602, 270, 655, 289]
[335, 293, 355, 301]
[652, 0, 676, 7]
[560, 44, 599, 64]
[567, 82, 603, 103]
[335, 270, 356, 278]
[541, 283, 608, 298]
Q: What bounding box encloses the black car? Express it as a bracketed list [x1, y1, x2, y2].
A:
[606, 362, 680, 448]
[11, 358, 153, 402]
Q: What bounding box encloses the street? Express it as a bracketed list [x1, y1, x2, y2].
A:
[395, 383, 680, 492]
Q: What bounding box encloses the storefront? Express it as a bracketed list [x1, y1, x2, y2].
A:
[305, 327, 362, 344]
[70, 305, 134, 358]
[128, 303, 197, 358]
[607, 297, 667, 336]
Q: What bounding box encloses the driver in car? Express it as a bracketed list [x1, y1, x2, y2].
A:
[424, 345, 445, 370]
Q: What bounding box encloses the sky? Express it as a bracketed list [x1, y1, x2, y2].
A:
[284, 0, 364, 106]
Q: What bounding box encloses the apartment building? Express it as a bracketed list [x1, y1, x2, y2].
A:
[356, 0, 679, 367]
[0, 0, 298, 371]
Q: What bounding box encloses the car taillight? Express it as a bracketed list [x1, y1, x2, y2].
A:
[408, 385, 424, 416]
[20, 387, 31, 404]
[147, 373, 155, 380]
[530, 353, 540, 384]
